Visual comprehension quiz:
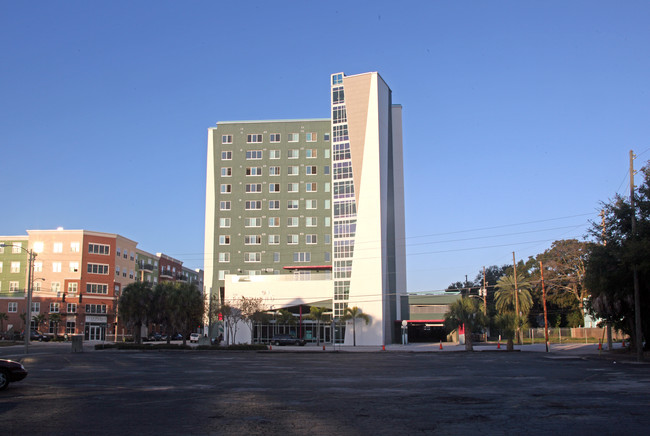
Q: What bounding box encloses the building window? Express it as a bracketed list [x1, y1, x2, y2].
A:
[269, 200, 280, 210]
[51, 282, 60, 293]
[288, 133, 299, 142]
[31, 302, 40, 313]
[85, 304, 107, 314]
[270, 133, 281, 142]
[246, 167, 262, 176]
[68, 282, 78, 293]
[306, 217, 318, 227]
[245, 184, 262, 193]
[9, 281, 19, 292]
[67, 303, 77, 313]
[88, 243, 110, 255]
[33, 281, 41, 292]
[246, 150, 263, 160]
[325, 182, 330, 192]
[219, 235, 230, 245]
[274, 252, 280, 262]
[269, 183, 280, 193]
[306, 132, 317, 142]
[33, 242, 44, 253]
[218, 253, 230, 263]
[244, 252, 261, 262]
[270, 150, 281, 159]
[10, 262, 20, 273]
[333, 106, 347, 124]
[306, 182, 317, 192]
[287, 183, 299, 193]
[288, 149, 299, 159]
[247, 134, 263, 143]
[219, 218, 231, 228]
[245, 235, 262, 245]
[116, 266, 120, 276]
[287, 200, 299, 209]
[324, 133, 330, 141]
[34, 261, 42, 272]
[306, 200, 317, 209]
[220, 201, 231, 211]
[306, 234, 318, 244]
[325, 234, 331, 244]
[244, 218, 262, 227]
[221, 167, 232, 177]
[287, 234, 299, 245]
[268, 235, 280, 245]
[86, 283, 108, 294]
[69, 262, 79, 273]
[324, 149, 330, 158]
[324, 165, 330, 175]
[325, 217, 331, 227]
[306, 149, 317, 158]
[220, 184, 232, 194]
[287, 217, 299, 227]
[8, 302, 17, 313]
[53, 242, 63, 253]
[306, 166, 317, 175]
[12, 243, 22, 254]
[221, 151, 232, 160]
[222, 135, 233, 144]
[218, 270, 229, 280]
[87, 263, 109, 275]
[287, 166, 299, 176]
[293, 252, 311, 262]
[70, 242, 80, 252]
[268, 217, 280, 227]
[52, 262, 62, 273]
[269, 166, 280, 176]
[245, 200, 262, 210]
[50, 303, 60, 313]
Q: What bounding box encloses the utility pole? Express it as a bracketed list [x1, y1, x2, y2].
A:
[540, 261, 550, 352]
[600, 209, 614, 351]
[482, 266, 487, 316]
[630, 150, 643, 362]
[513, 251, 520, 344]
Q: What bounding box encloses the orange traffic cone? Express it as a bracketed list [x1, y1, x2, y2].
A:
[598, 341, 602, 350]
[439, 341, 443, 350]
[269, 345, 272, 351]
[323, 345, 326, 351]
[497, 340, 501, 349]
[622, 339, 626, 348]
[382, 345, 385, 351]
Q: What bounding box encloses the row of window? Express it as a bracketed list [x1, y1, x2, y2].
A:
[221, 148, 329, 160]
[217, 269, 332, 280]
[218, 234, 328, 245]
[115, 248, 135, 261]
[218, 216, 326, 228]
[222, 165, 328, 177]
[115, 266, 134, 279]
[5, 302, 106, 313]
[0, 243, 25, 254]
[218, 251, 322, 263]
[220, 199, 329, 211]
[221, 182, 323, 194]
[222, 132, 327, 144]
[31, 241, 81, 254]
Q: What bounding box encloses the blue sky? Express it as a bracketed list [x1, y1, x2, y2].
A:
[2, 1, 649, 292]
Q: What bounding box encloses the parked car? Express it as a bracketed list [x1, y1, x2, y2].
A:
[146, 333, 163, 342]
[270, 334, 306, 346]
[0, 359, 28, 391]
[20, 330, 50, 342]
[189, 333, 200, 343]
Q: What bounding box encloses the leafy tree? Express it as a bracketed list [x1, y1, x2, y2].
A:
[33, 313, 47, 331]
[49, 313, 62, 339]
[307, 306, 329, 345]
[342, 306, 370, 347]
[152, 282, 175, 342]
[443, 297, 486, 351]
[493, 312, 517, 351]
[0, 312, 7, 333]
[239, 296, 267, 343]
[537, 239, 589, 311]
[276, 309, 296, 333]
[169, 282, 204, 346]
[585, 163, 650, 350]
[119, 281, 153, 344]
[220, 304, 242, 345]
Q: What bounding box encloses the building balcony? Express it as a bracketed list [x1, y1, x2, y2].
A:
[137, 262, 154, 271]
[160, 270, 174, 279]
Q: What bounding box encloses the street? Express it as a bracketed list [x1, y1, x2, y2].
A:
[1, 343, 649, 435]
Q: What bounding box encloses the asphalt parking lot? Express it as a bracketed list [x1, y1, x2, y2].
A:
[1, 343, 649, 435]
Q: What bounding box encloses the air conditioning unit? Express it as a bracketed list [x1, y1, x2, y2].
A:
[265, 268, 274, 273]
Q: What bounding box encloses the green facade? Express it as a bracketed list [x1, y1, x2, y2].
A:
[135, 250, 159, 285]
[0, 237, 29, 298]
[209, 119, 333, 290]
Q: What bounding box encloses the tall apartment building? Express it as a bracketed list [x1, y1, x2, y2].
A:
[0, 229, 202, 341]
[204, 71, 406, 345]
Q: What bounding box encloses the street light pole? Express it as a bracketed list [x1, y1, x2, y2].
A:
[1, 243, 36, 354]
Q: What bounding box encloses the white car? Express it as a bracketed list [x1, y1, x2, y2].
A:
[189, 333, 200, 343]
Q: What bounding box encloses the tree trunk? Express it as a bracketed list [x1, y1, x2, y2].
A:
[507, 337, 514, 351]
[353, 320, 356, 346]
[465, 334, 473, 351]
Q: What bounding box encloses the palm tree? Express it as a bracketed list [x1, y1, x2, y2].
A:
[494, 312, 517, 351]
[169, 282, 204, 346]
[33, 313, 47, 332]
[443, 297, 487, 351]
[119, 281, 153, 343]
[0, 312, 8, 335]
[307, 306, 329, 345]
[276, 309, 296, 334]
[495, 273, 533, 344]
[342, 306, 370, 346]
[49, 313, 62, 339]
